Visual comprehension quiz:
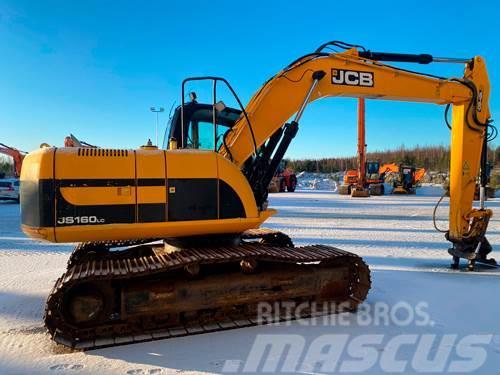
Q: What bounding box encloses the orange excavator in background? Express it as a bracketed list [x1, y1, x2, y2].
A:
[339, 161, 387, 196]
[338, 99, 385, 196]
[0, 143, 26, 178]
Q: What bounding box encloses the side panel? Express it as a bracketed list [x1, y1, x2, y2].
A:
[219, 180, 245, 219]
[54, 148, 136, 232]
[216, 154, 258, 218]
[136, 149, 167, 223]
[166, 150, 218, 221]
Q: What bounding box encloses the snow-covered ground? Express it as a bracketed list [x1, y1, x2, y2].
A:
[1, 188, 500, 374]
[296, 172, 339, 191]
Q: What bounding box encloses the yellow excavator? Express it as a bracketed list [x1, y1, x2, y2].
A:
[21, 41, 494, 349]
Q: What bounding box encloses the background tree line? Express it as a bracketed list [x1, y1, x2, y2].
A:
[286, 145, 500, 173]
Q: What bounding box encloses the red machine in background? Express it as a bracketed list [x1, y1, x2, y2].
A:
[0, 143, 26, 178]
[269, 160, 297, 193]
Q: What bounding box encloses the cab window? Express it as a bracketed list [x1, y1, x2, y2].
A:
[166, 103, 241, 151]
[187, 109, 229, 150]
[187, 121, 229, 150]
[367, 163, 379, 174]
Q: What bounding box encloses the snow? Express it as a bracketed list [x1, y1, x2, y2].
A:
[296, 172, 338, 191]
[0, 188, 500, 374]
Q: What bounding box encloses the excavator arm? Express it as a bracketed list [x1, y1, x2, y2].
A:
[222, 45, 492, 260]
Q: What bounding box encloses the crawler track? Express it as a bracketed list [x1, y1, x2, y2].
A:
[46, 229, 371, 350]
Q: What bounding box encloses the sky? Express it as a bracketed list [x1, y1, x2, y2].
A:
[0, 0, 499, 159]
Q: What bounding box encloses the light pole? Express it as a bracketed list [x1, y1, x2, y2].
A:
[150, 107, 164, 146]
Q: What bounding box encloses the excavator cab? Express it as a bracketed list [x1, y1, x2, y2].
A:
[164, 100, 241, 151]
[365, 160, 381, 180]
[392, 165, 417, 194]
[365, 160, 385, 195]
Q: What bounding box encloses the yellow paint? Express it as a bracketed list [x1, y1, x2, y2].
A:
[136, 149, 166, 178]
[137, 186, 166, 204]
[61, 186, 136, 206]
[55, 147, 135, 180]
[27, 210, 275, 243]
[166, 150, 217, 178]
[21, 147, 54, 180]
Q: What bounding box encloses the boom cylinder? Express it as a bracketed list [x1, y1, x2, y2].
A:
[358, 51, 472, 65]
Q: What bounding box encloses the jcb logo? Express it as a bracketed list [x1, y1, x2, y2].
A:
[331, 69, 374, 87]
